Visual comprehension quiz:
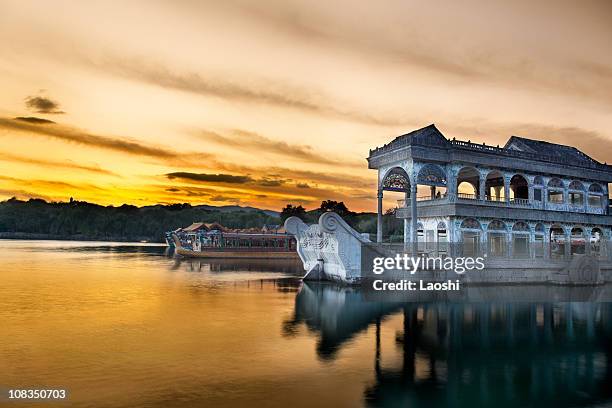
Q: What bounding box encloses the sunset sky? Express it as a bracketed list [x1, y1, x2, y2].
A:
[1, 0, 611, 212]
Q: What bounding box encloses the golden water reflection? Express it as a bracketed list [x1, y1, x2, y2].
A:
[1, 241, 612, 407]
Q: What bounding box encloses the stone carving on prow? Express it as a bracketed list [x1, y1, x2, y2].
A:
[319, 211, 370, 243]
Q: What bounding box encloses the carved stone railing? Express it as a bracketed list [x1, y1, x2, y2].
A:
[284, 212, 371, 284]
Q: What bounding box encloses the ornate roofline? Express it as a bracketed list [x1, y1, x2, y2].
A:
[368, 124, 612, 173]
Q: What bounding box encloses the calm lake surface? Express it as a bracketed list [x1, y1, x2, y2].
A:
[1, 240, 612, 407]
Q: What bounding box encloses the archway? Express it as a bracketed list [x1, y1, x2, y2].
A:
[417, 164, 447, 200]
[485, 170, 504, 201]
[457, 167, 479, 199]
[550, 225, 566, 258]
[382, 167, 411, 193]
[568, 181, 585, 207]
[591, 227, 603, 256]
[509, 175, 528, 201]
[460, 218, 481, 256]
[512, 221, 530, 257]
[547, 178, 564, 204]
[379, 167, 411, 243]
[588, 183, 604, 208]
[571, 227, 585, 255]
[487, 219, 506, 257]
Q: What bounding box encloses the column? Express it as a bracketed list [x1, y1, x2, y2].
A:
[543, 184, 548, 210]
[528, 181, 534, 206]
[403, 218, 409, 245]
[411, 184, 418, 255]
[430, 185, 436, 200]
[507, 232, 513, 257]
[504, 175, 510, 203]
[377, 189, 383, 243]
[479, 176, 486, 201]
[544, 227, 550, 259]
[585, 230, 591, 255]
[447, 168, 457, 203]
[599, 230, 612, 261]
[564, 228, 571, 259]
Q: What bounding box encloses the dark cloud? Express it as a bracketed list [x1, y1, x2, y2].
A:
[14, 116, 56, 124]
[165, 187, 181, 192]
[166, 172, 253, 184]
[210, 195, 239, 202]
[258, 177, 287, 187]
[296, 182, 310, 188]
[0, 116, 183, 160]
[24, 96, 64, 114]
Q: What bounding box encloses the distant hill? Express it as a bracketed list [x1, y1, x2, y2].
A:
[188, 204, 279, 217]
[0, 198, 280, 243]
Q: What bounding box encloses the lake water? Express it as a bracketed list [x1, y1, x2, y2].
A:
[1, 240, 612, 407]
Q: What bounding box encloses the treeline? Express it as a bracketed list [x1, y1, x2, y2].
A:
[0, 198, 280, 242]
[280, 200, 403, 241]
[0, 198, 404, 243]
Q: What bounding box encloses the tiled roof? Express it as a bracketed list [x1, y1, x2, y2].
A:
[369, 124, 611, 171]
[504, 136, 599, 165]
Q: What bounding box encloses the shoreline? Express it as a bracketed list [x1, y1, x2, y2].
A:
[0, 232, 163, 243]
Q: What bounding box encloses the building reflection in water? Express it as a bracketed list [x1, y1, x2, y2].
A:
[287, 282, 612, 407]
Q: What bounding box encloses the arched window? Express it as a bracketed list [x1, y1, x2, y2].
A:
[588, 183, 604, 207]
[550, 225, 566, 258]
[461, 218, 482, 230]
[460, 218, 481, 256]
[568, 181, 585, 206]
[487, 220, 506, 231]
[512, 221, 530, 257]
[571, 227, 585, 255]
[417, 164, 447, 200]
[547, 178, 564, 204]
[568, 181, 585, 191]
[382, 167, 410, 192]
[487, 219, 506, 257]
[512, 221, 530, 232]
[548, 178, 564, 188]
[591, 227, 603, 256]
[417, 164, 447, 186]
[589, 183, 603, 193]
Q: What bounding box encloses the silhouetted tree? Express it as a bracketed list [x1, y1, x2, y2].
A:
[318, 200, 354, 218]
[280, 204, 307, 222]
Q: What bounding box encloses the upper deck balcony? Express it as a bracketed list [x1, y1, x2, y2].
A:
[371, 124, 612, 242]
[395, 193, 612, 226]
